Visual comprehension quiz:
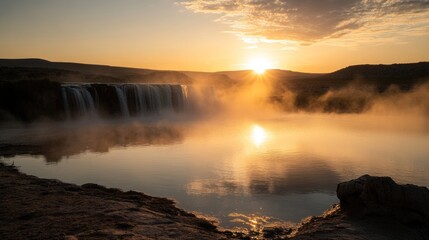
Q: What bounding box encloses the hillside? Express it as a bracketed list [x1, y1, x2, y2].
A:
[281, 62, 429, 92]
[216, 69, 322, 81]
[0, 58, 153, 77]
[1, 58, 429, 97]
[0, 59, 192, 84]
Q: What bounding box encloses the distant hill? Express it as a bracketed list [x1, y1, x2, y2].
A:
[0, 59, 428, 89]
[279, 62, 429, 92]
[0, 58, 322, 87]
[0, 58, 153, 76]
[217, 69, 322, 81]
[269, 62, 429, 113]
[0, 59, 192, 84]
[322, 62, 429, 81]
[315, 62, 429, 89]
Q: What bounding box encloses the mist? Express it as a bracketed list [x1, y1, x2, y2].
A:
[1, 70, 429, 165]
[186, 72, 429, 122]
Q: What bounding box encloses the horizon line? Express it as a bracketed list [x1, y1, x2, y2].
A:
[1, 57, 428, 75]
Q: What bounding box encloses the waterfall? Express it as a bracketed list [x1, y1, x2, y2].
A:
[61, 83, 188, 120]
[62, 85, 97, 119]
[136, 85, 146, 113]
[114, 86, 130, 118]
[61, 88, 70, 120]
[81, 87, 96, 117]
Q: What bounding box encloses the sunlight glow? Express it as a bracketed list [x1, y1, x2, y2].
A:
[251, 125, 267, 147]
[247, 57, 273, 75]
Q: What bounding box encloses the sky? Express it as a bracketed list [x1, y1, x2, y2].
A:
[0, 0, 428, 73]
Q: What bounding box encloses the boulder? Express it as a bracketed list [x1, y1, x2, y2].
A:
[337, 175, 429, 224]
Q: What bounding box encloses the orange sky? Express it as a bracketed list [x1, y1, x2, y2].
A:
[0, 0, 428, 73]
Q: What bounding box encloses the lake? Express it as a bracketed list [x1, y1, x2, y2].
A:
[1, 113, 428, 230]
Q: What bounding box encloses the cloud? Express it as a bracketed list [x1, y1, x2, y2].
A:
[179, 0, 429, 44]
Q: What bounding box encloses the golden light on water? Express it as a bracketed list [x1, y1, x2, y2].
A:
[252, 125, 267, 147]
[228, 212, 270, 231]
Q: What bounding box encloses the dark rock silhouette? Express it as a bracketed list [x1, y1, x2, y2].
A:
[289, 176, 429, 239]
[0, 80, 64, 121]
[337, 175, 429, 224]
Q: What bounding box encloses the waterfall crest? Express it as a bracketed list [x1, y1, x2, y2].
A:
[61, 83, 188, 119]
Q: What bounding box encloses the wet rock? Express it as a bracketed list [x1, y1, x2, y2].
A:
[115, 222, 134, 230]
[337, 175, 429, 224]
[262, 226, 292, 238]
[0, 162, 226, 240]
[194, 218, 218, 231]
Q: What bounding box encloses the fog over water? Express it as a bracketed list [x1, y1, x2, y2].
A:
[1, 78, 429, 230]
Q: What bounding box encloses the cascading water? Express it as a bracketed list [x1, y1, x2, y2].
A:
[114, 86, 130, 118]
[61, 83, 188, 120]
[61, 88, 70, 120]
[62, 85, 97, 119]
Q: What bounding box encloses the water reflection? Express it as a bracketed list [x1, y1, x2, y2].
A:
[0, 122, 183, 163]
[1, 115, 429, 230]
[251, 125, 267, 147]
[229, 213, 269, 231]
[186, 155, 340, 196]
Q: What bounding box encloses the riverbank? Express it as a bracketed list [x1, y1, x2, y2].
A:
[0, 162, 225, 239]
[1, 162, 428, 239]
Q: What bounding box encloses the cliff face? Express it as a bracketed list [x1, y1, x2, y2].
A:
[0, 80, 64, 122]
[0, 80, 189, 122]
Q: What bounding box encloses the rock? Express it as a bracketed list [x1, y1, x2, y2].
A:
[337, 175, 429, 224]
[81, 183, 107, 190]
[262, 226, 292, 238]
[115, 222, 135, 230]
[0, 80, 64, 122]
[0, 162, 225, 240]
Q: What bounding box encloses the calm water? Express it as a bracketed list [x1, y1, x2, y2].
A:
[1, 114, 429, 230]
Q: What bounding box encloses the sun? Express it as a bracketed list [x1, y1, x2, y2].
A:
[247, 57, 273, 75]
[253, 65, 266, 75]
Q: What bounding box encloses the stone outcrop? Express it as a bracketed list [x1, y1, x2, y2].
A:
[289, 175, 429, 240]
[337, 175, 429, 224]
[0, 163, 226, 240]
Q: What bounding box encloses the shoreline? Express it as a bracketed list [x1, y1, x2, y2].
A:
[1, 162, 428, 239]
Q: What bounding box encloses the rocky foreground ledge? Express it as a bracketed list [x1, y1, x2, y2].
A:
[1, 163, 428, 240]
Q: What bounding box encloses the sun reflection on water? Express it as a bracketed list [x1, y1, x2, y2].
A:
[251, 125, 267, 147]
[228, 212, 270, 231]
[227, 212, 294, 235]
